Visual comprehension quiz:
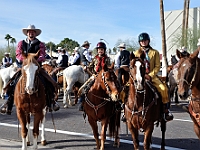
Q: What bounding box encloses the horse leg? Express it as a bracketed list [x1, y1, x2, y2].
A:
[113, 111, 121, 148]
[100, 119, 109, 150]
[127, 122, 139, 150]
[32, 112, 44, 150]
[193, 123, 200, 140]
[26, 116, 31, 146]
[40, 108, 47, 145]
[143, 123, 154, 150]
[160, 119, 166, 150]
[16, 110, 28, 150]
[174, 86, 179, 104]
[88, 117, 100, 149]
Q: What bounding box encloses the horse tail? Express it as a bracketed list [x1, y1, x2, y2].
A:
[108, 109, 121, 138]
[63, 70, 66, 92]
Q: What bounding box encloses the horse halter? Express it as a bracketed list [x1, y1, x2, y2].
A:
[177, 59, 197, 89]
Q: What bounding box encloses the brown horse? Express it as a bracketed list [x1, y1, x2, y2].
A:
[14, 51, 47, 150]
[125, 53, 166, 150]
[83, 63, 121, 150]
[176, 49, 200, 139]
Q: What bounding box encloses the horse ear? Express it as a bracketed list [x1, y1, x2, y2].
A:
[140, 51, 146, 61]
[21, 50, 28, 59]
[34, 50, 40, 60]
[102, 64, 108, 72]
[176, 49, 181, 59]
[130, 52, 135, 61]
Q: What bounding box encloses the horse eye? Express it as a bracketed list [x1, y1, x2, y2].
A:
[106, 78, 110, 81]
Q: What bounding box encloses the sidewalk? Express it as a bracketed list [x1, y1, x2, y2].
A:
[0, 138, 59, 150]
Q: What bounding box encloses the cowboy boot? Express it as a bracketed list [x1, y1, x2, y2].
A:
[163, 103, 174, 122]
[78, 94, 85, 111]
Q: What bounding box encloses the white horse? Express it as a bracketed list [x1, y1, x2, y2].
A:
[63, 65, 89, 108]
[0, 63, 18, 98]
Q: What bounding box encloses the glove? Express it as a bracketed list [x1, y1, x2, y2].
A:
[145, 74, 152, 81]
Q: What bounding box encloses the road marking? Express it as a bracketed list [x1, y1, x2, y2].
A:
[0, 122, 186, 150]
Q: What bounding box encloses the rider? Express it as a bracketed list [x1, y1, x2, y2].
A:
[79, 41, 92, 66]
[56, 49, 69, 68]
[134, 32, 174, 122]
[114, 43, 130, 122]
[78, 42, 112, 111]
[0, 24, 60, 115]
[2, 52, 12, 68]
[70, 47, 81, 65]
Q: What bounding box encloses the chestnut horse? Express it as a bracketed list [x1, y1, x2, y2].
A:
[125, 53, 166, 150]
[14, 51, 47, 150]
[83, 64, 121, 150]
[176, 49, 200, 139]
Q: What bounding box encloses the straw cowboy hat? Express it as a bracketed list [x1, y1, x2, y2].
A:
[56, 47, 63, 51]
[4, 52, 10, 55]
[118, 43, 126, 48]
[81, 41, 91, 47]
[22, 24, 41, 36]
[197, 38, 200, 46]
[73, 47, 79, 52]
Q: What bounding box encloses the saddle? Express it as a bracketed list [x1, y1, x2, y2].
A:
[120, 65, 130, 72]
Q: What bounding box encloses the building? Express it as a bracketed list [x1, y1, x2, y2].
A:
[164, 6, 200, 65]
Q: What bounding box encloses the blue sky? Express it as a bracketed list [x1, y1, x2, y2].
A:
[0, 0, 199, 52]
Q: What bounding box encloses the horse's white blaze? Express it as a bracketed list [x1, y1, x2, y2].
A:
[135, 61, 143, 90]
[23, 63, 38, 94]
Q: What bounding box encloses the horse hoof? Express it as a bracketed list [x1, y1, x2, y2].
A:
[63, 105, 68, 108]
[27, 141, 31, 146]
[41, 140, 47, 146]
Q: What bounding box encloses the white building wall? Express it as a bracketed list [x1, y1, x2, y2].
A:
[164, 7, 200, 65]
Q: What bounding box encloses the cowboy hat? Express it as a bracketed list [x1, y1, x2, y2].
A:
[197, 38, 200, 46]
[118, 43, 126, 48]
[73, 47, 79, 52]
[56, 47, 63, 51]
[81, 41, 90, 47]
[4, 52, 10, 55]
[22, 24, 41, 36]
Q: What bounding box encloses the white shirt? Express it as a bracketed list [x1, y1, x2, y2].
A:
[114, 50, 123, 69]
[70, 52, 80, 64]
[83, 48, 92, 62]
[68, 55, 74, 64]
[56, 53, 65, 64]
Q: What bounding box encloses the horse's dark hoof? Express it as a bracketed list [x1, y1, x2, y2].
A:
[121, 115, 126, 122]
[53, 103, 60, 111]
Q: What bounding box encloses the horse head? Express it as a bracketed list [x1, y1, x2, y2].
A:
[22, 50, 40, 95]
[129, 54, 146, 91]
[99, 64, 120, 101]
[177, 49, 199, 99]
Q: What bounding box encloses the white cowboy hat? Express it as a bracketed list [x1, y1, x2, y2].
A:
[56, 47, 63, 51]
[73, 47, 79, 51]
[22, 24, 41, 36]
[197, 38, 200, 46]
[4, 52, 10, 55]
[81, 41, 91, 47]
[179, 46, 187, 53]
[118, 43, 126, 48]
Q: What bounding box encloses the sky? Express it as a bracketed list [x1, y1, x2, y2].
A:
[0, 0, 199, 52]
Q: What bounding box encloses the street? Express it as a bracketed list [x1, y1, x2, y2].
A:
[0, 96, 199, 150]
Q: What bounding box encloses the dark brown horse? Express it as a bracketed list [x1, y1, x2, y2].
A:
[14, 51, 47, 150]
[83, 63, 121, 150]
[125, 53, 166, 150]
[176, 49, 200, 139]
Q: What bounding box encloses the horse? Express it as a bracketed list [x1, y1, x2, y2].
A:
[83, 63, 121, 150]
[125, 53, 166, 150]
[14, 51, 47, 150]
[168, 49, 190, 104]
[0, 63, 18, 99]
[63, 65, 89, 108]
[176, 49, 200, 140]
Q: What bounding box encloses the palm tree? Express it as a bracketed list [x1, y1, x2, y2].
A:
[4, 34, 12, 52]
[10, 37, 16, 47]
[160, 0, 168, 78]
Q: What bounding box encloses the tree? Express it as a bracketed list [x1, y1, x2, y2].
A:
[45, 42, 56, 52]
[115, 38, 139, 52]
[10, 38, 16, 47]
[58, 38, 79, 54]
[171, 27, 200, 53]
[4, 34, 12, 52]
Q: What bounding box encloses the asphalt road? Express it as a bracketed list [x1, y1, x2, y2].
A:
[0, 96, 199, 150]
